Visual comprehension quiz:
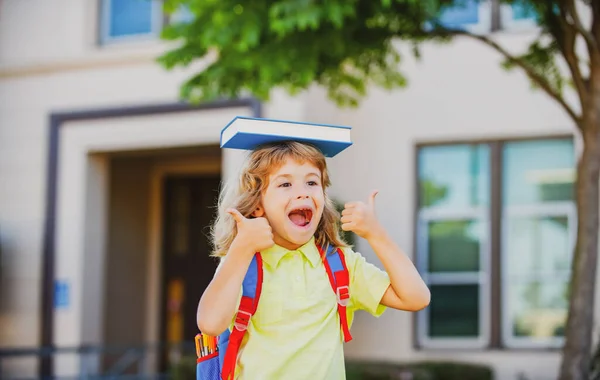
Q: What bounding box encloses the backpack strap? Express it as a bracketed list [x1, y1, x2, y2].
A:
[221, 253, 263, 380]
[319, 244, 353, 343]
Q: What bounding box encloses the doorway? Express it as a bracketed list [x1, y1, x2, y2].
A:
[160, 175, 221, 368]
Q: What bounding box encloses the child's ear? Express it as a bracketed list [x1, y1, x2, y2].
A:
[251, 205, 265, 218]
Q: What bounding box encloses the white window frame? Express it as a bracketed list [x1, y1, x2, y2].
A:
[501, 201, 577, 349]
[499, 2, 539, 32]
[99, 0, 164, 45]
[416, 206, 491, 349]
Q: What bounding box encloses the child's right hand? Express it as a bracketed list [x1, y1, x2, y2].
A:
[227, 208, 275, 253]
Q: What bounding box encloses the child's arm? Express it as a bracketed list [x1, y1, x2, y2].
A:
[363, 228, 430, 311]
[197, 209, 274, 336]
[341, 191, 431, 312]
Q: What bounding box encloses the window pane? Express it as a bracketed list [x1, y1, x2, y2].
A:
[505, 216, 571, 277]
[511, 0, 537, 20]
[503, 139, 575, 205]
[418, 144, 489, 208]
[428, 219, 484, 272]
[509, 280, 568, 338]
[429, 285, 479, 337]
[107, 0, 155, 37]
[438, 0, 480, 28]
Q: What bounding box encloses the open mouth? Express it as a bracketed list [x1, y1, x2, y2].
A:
[288, 207, 314, 227]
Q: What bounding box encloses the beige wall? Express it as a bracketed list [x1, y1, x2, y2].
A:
[0, 0, 596, 379]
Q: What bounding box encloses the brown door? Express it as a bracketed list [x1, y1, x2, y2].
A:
[160, 175, 221, 368]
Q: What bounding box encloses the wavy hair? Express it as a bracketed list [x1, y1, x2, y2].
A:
[210, 141, 348, 257]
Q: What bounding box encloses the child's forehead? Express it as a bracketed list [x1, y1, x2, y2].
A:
[267, 157, 321, 175]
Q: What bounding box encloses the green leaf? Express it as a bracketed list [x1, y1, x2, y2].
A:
[501, 38, 566, 97]
[157, 0, 589, 110]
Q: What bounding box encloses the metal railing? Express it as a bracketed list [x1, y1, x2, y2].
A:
[0, 342, 196, 380]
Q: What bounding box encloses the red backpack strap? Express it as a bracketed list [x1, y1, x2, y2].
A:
[221, 253, 263, 380]
[319, 244, 352, 343]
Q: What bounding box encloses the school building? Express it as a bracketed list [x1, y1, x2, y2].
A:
[0, 1, 597, 379]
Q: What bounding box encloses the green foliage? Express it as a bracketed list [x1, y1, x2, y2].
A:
[170, 356, 494, 380]
[158, 0, 460, 106]
[502, 40, 564, 92]
[169, 355, 196, 380]
[345, 360, 494, 380]
[497, 1, 572, 98]
[158, 0, 593, 120]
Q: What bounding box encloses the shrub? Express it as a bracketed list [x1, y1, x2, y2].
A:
[346, 360, 494, 380]
[170, 355, 196, 380]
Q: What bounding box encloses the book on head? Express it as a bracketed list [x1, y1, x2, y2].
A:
[220, 116, 352, 157]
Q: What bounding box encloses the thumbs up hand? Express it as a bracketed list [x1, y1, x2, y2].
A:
[341, 190, 384, 240]
[227, 208, 275, 253]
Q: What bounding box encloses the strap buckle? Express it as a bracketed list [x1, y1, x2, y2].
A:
[336, 285, 350, 307]
[234, 310, 252, 331]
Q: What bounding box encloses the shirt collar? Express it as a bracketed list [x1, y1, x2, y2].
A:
[261, 237, 322, 269]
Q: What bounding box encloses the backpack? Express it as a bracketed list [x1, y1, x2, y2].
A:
[195, 243, 352, 380]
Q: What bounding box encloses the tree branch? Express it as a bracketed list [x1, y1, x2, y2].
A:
[567, 0, 598, 56]
[592, 0, 600, 65]
[557, 2, 589, 113]
[594, 1, 600, 39]
[455, 31, 581, 126]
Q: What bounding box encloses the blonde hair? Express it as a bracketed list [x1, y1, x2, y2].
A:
[211, 141, 348, 257]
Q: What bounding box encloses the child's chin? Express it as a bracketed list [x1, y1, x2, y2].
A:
[285, 224, 316, 243]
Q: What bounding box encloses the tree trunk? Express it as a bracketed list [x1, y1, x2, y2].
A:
[590, 73, 600, 380]
[558, 113, 600, 379]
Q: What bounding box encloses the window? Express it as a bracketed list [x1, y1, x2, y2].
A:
[416, 137, 575, 350]
[499, 0, 538, 31]
[501, 139, 575, 348]
[437, 0, 538, 33]
[99, 0, 163, 44]
[416, 144, 491, 348]
[438, 0, 492, 34]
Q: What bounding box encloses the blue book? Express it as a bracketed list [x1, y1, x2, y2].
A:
[220, 116, 353, 157]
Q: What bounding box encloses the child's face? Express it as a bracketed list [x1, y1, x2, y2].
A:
[257, 158, 325, 250]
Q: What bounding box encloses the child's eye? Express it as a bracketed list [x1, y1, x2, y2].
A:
[278, 182, 291, 188]
[307, 181, 319, 186]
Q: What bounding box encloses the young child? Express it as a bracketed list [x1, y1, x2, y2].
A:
[197, 141, 430, 379]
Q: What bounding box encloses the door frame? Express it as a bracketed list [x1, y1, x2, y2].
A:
[40, 98, 261, 377]
[147, 157, 221, 371]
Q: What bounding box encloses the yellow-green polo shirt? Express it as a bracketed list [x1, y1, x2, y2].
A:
[225, 237, 391, 380]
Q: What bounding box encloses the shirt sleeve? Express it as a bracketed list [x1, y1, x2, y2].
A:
[343, 247, 391, 317]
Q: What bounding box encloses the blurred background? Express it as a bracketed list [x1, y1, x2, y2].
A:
[0, 0, 593, 379]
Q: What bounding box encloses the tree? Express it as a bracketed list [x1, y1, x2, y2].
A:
[157, 1, 600, 379]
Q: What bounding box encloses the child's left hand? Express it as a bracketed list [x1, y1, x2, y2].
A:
[341, 190, 384, 240]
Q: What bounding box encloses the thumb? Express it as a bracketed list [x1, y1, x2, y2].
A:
[227, 208, 246, 224]
[368, 190, 379, 209]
